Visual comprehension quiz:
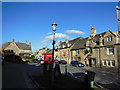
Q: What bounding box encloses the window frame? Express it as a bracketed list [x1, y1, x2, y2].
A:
[106, 36, 112, 42]
[107, 47, 114, 55]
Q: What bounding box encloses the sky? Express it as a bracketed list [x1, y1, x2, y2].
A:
[2, 2, 119, 52]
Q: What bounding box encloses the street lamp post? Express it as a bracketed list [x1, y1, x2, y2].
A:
[51, 22, 57, 81]
[116, 3, 120, 31]
[116, 3, 120, 73]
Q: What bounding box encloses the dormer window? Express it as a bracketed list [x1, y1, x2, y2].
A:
[67, 43, 71, 47]
[24, 50, 30, 52]
[85, 47, 92, 54]
[62, 45, 65, 48]
[76, 50, 79, 55]
[106, 36, 112, 42]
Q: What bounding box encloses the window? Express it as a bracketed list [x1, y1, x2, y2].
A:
[107, 36, 112, 42]
[76, 50, 79, 55]
[107, 47, 114, 55]
[102, 39, 104, 45]
[86, 47, 92, 54]
[102, 60, 115, 67]
[103, 60, 107, 66]
[96, 41, 99, 45]
[24, 50, 30, 52]
[63, 45, 65, 48]
[111, 60, 115, 66]
[67, 50, 69, 55]
[63, 52, 66, 56]
[24, 54, 29, 56]
[67, 43, 71, 47]
[108, 60, 111, 66]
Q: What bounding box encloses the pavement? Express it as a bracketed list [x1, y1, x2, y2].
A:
[28, 64, 100, 89]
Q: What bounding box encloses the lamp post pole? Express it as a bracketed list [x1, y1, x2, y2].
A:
[51, 22, 57, 81]
[116, 3, 120, 73]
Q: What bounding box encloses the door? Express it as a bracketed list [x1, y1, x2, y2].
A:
[88, 59, 92, 67]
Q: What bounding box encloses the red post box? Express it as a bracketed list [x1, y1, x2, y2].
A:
[43, 53, 52, 74]
[44, 53, 52, 63]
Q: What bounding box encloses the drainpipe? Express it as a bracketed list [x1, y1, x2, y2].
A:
[99, 46, 102, 68]
[117, 46, 120, 73]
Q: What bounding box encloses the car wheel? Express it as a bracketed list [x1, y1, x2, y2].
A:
[76, 65, 78, 67]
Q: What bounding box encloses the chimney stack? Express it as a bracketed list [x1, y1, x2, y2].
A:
[29, 42, 31, 45]
[59, 41, 62, 44]
[91, 26, 96, 37]
[12, 39, 15, 42]
[26, 40, 28, 44]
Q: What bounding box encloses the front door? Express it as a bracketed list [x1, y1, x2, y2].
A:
[92, 58, 97, 67]
[88, 59, 92, 67]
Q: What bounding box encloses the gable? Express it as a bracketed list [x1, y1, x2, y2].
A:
[4, 42, 20, 51]
[104, 31, 116, 38]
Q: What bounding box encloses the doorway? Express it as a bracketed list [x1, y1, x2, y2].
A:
[88, 59, 92, 67]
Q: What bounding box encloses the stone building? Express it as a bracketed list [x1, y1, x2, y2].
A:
[2, 39, 32, 58]
[70, 38, 88, 65]
[70, 26, 120, 68]
[55, 37, 82, 64]
[33, 47, 50, 60]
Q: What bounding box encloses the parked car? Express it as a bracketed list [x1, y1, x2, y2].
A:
[39, 59, 44, 64]
[33, 58, 39, 63]
[71, 61, 85, 67]
[59, 60, 67, 64]
[54, 60, 59, 63]
[47, 60, 59, 63]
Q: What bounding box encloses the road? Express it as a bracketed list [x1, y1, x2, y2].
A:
[60, 64, 120, 90]
[2, 62, 120, 89]
[2, 61, 43, 89]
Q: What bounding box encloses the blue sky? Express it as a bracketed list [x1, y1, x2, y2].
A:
[2, 2, 118, 51]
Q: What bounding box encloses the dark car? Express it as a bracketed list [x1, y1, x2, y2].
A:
[71, 61, 85, 67]
[39, 59, 44, 64]
[33, 58, 39, 63]
[59, 60, 67, 64]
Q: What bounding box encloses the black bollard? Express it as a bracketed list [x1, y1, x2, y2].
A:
[43, 61, 49, 75]
[85, 71, 89, 89]
[54, 63, 61, 77]
[65, 65, 67, 75]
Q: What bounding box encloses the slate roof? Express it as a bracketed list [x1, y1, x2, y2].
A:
[15, 42, 31, 50]
[2, 42, 11, 49]
[2, 42, 31, 50]
[71, 38, 88, 50]
[92, 32, 106, 42]
[69, 37, 83, 45]
[59, 37, 83, 49]
[113, 31, 120, 38]
[71, 32, 108, 50]
[45, 49, 52, 54]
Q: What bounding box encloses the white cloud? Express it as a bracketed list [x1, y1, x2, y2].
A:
[47, 32, 53, 35]
[42, 33, 70, 46]
[66, 30, 85, 34]
[45, 33, 70, 40]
